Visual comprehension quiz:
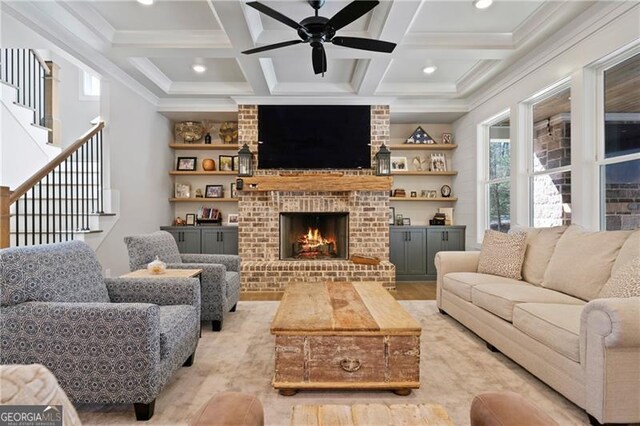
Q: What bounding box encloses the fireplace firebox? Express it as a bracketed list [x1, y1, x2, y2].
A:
[280, 213, 348, 260]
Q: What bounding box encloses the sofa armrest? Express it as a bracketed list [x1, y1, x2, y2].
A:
[435, 251, 480, 308]
[581, 297, 640, 423]
[0, 302, 162, 403]
[181, 254, 240, 272]
[105, 277, 200, 309]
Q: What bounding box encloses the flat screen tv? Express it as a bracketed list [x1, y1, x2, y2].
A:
[258, 105, 371, 169]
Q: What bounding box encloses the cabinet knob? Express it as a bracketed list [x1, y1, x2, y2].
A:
[340, 358, 361, 373]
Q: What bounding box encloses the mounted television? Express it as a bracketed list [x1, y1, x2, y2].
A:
[258, 105, 371, 169]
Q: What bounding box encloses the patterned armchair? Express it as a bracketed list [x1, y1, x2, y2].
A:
[124, 231, 240, 331]
[0, 241, 200, 421]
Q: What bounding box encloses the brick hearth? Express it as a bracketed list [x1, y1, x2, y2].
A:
[237, 105, 395, 292]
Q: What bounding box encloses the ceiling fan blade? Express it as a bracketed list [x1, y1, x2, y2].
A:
[312, 45, 327, 75]
[331, 36, 396, 53]
[326, 0, 379, 31]
[242, 40, 303, 55]
[246, 2, 306, 32]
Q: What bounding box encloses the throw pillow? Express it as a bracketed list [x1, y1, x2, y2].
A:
[611, 229, 639, 275]
[599, 256, 640, 298]
[543, 225, 632, 301]
[511, 226, 567, 286]
[478, 230, 527, 280]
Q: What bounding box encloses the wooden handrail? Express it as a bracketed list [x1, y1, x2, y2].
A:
[29, 49, 51, 75]
[9, 122, 105, 204]
[0, 186, 9, 249]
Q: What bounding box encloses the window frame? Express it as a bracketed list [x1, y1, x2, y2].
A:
[79, 69, 100, 100]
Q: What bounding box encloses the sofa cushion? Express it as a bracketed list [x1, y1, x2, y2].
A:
[443, 272, 524, 302]
[159, 305, 198, 360]
[513, 303, 583, 362]
[543, 225, 632, 301]
[225, 271, 240, 298]
[519, 226, 567, 286]
[124, 231, 183, 272]
[0, 241, 109, 307]
[471, 284, 584, 322]
[611, 229, 639, 276]
[478, 231, 527, 280]
[599, 257, 640, 299]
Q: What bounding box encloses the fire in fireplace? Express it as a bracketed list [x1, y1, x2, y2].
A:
[280, 213, 348, 260]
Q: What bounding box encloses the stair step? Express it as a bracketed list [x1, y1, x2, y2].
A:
[13, 101, 35, 112]
[0, 79, 18, 90]
[30, 123, 52, 132]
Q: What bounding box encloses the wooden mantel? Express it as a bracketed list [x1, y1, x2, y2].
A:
[239, 174, 392, 192]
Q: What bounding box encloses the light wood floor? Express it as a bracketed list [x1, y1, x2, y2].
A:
[240, 281, 437, 301]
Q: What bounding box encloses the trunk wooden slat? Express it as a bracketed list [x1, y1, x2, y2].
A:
[291, 404, 453, 426]
[271, 282, 421, 395]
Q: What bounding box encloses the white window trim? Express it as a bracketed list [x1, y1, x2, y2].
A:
[477, 109, 511, 244]
[594, 45, 640, 229]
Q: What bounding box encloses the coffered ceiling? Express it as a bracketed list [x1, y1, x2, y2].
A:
[2, 0, 598, 121]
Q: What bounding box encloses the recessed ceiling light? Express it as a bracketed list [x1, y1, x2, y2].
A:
[137, 0, 154, 5]
[192, 64, 207, 73]
[422, 66, 438, 75]
[474, 0, 493, 9]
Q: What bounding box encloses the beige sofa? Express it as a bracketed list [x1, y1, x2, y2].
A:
[435, 225, 640, 425]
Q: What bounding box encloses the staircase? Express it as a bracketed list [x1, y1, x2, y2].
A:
[0, 49, 117, 250]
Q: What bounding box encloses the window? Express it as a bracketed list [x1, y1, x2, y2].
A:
[529, 86, 572, 227]
[599, 52, 640, 230]
[483, 115, 511, 233]
[82, 70, 100, 98]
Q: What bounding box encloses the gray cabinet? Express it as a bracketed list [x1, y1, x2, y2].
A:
[390, 227, 426, 278]
[202, 228, 239, 255]
[426, 227, 466, 276]
[161, 226, 239, 255]
[390, 226, 465, 281]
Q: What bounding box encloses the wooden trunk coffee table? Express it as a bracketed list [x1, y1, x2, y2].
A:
[291, 403, 453, 425]
[270, 281, 422, 396]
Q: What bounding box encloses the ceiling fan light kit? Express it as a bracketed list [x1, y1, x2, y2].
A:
[242, 0, 396, 76]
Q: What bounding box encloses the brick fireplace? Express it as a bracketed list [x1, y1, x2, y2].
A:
[237, 105, 395, 292]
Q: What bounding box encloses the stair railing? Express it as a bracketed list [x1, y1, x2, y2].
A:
[0, 122, 105, 248]
[0, 48, 50, 128]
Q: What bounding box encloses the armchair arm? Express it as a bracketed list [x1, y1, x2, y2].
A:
[435, 251, 480, 308]
[0, 302, 161, 404]
[165, 263, 228, 322]
[105, 277, 200, 309]
[181, 253, 240, 272]
[581, 297, 640, 423]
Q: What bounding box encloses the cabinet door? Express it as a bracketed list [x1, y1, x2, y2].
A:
[180, 229, 201, 254]
[389, 229, 407, 275]
[443, 229, 465, 252]
[426, 229, 444, 276]
[405, 229, 426, 275]
[220, 228, 239, 255]
[165, 230, 182, 250]
[201, 229, 223, 254]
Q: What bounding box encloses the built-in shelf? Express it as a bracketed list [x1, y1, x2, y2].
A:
[170, 198, 238, 202]
[169, 171, 237, 176]
[169, 144, 239, 151]
[390, 197, 458, 202]
[391, 171, 457, 176]
[388, 144, 457, 151]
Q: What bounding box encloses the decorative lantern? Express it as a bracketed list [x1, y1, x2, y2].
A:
[375, 144, 391, 176]
[237, 143, 253, 177]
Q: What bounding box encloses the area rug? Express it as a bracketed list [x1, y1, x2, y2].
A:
[77, 301, 588, 425]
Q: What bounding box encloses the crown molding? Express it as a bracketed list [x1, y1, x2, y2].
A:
[60, 1, 115, 44]
[271, 82, 355, 95]
[512, 1, 568, 48]
[231, 96, 395, 105]
[129, 57, 172, 93]
[456, 60, 501, 97]
[157, 98, 238, 112]
[168, 82, 253, 96]
[376, 82, 458, 97]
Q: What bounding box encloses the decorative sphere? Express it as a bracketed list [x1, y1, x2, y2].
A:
[202, 158, 216, 171]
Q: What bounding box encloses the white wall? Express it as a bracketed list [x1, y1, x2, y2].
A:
[452, 3, 640, 249]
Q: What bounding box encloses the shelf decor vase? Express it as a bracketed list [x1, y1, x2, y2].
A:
[202, 158, 216, 171]
[147, 256, 167, 275]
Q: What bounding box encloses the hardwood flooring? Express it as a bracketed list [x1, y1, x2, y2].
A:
[240, 281, 437, 301]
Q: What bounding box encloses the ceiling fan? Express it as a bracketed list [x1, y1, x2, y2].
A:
[241, 0, 396, 76]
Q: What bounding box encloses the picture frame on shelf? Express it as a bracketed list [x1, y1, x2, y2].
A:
[405, 126, 435, 144]
[205, 185, 223, 198]
[174, 183, 191, 199]
[421, 190, 428, 197]
[195, 188, 204, 198]
[388, 207, 395, 225]
[185, 213, 196, 226]
[176, 157, 197, 171]
[442, 133, 453, 144]
[396, 214, 403, 226]
[402, 217, 411, 226]
[427, 190, 438, 198]
[391, 156, 408, 172]
[227, 213, 239, 226]
[230, 182, 237, 198]
[219, 155, 234, 171]
[430, 153, 447, 172]
[232, 155, 239, 171]
[410, 191, 417, 198]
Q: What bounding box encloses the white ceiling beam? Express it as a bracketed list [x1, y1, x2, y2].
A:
[168, 82, 253, 95]
[158, 97, 238, 112]
[256, 30, 371, 45]
[129, 57, 172, 93]
[59, 1, 115, 44]
[377, 82, 458, 97]
[271, 82, 355, 95]
[403, 32, 513, 49]
[112, 30, 231, 48]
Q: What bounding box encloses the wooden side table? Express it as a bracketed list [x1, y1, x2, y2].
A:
[120, 269, 203, 279]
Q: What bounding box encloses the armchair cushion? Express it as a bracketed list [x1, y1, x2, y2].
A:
[182, 253, 240, 272]
[159, 305, 198, 360]
[0, 241, 109, 307]
[105, 277, 201, 308]
[124, 231, 182, 271]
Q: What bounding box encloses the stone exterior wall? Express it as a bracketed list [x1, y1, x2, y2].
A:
[606, 183, 640, 230]
[532, 114, 572, 227]
[237, 105, 394, 292]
